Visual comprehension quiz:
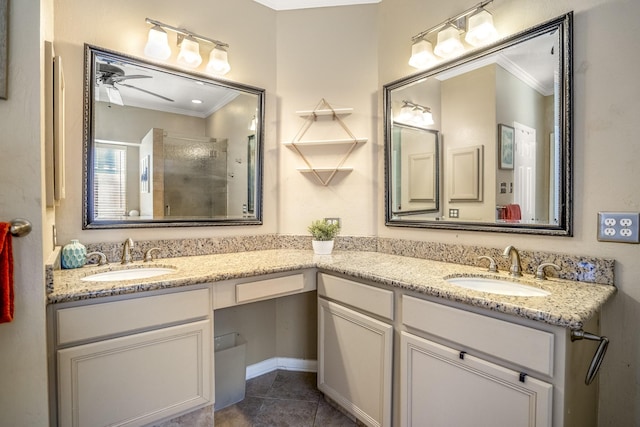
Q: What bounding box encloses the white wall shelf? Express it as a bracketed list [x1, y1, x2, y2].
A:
[288, 98, 365, 186]
[296, 107, 353, 117]
[283, 138, 367, 146]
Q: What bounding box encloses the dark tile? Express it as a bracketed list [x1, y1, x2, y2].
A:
[314, 397, 356, 427]
[246, 370, 278, 397]
[214, 396, 264, 427]
[153, 404, 214, 427]
[267, 371, 322, 402]
[253, 398, 318, 427]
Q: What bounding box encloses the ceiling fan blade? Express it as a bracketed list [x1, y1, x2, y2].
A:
[118, 83, 175, 102]
[105, 86, 123, 106]
[110, 74, 152, 83]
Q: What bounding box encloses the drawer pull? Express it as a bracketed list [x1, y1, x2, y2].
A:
[571, 329, 610, 385]
[459, 351, 467, 360]
[519, 372, 527, 383]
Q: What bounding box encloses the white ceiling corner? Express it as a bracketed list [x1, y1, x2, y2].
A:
[252, 0, 380, 11]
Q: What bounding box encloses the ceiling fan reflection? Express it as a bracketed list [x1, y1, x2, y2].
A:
[95, 62, 174, 106]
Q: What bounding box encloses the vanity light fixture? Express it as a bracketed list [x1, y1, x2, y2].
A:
[395, 101, 434, 128]
[408, 0, 498, 69]
[143, 18, 231, 75]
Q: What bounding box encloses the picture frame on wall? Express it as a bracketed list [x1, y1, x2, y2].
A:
[0, 0, 8, 99]
[498, 124, 514, 170]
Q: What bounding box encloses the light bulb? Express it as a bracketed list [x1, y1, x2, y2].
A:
[206, 46, 231, 75]
[434, 25, 465, 58]
[177, 36, 202, 68]
[465, 9, 499, 47]
[144, 25, 172, 60]
[408, 39, 437, 69]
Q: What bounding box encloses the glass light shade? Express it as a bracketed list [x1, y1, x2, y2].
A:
[408, 39, 437, 69]
[465, 9, 499, 47]
[434, 25, 465, 58]
[206, 46, 231, 75]
[144, 25, 172, 60]
[177, 36, 202, 68]
[395, 104, 413, 122]
[422, 110, 434, 125]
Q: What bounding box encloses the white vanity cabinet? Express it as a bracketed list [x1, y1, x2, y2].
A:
[51, 286, 213, 427]
[317, 273, 394, 427]
[400, 295, 597, 427]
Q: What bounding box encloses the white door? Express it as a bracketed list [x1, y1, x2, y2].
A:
[400, 332, 552, 427]
[318, 298, 393, 427]
[514, 122, 537, 222]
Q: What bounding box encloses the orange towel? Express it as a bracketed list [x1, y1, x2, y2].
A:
[0, 223, 14, 323]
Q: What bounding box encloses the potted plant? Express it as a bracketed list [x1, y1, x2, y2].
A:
[308, 219, 340, 255]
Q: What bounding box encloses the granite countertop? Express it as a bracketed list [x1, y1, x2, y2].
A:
[50, 249, 617, 330]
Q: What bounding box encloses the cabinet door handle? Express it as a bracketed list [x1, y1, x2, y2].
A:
[571, 329, 610, 385]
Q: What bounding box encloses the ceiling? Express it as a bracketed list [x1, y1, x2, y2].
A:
[252, 0, 380, 10]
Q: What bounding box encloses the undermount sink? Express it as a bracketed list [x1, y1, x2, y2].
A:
[81, 267, 177, 282]
[445, 276, 550, 297]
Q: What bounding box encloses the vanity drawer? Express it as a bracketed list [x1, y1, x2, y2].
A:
[56, 288, 211, 346]
[235, 273, 305, 304]
[402, 295, 554, 376]
[318, 273, 394, 321]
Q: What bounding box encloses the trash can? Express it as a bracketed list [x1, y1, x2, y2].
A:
[214, 333, 247, 410]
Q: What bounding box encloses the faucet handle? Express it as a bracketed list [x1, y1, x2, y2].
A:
[477, 256, 498, 273]
[87, 251, 108, 266]
[536, 262, 561, 280]
[144, 247, 161, 262]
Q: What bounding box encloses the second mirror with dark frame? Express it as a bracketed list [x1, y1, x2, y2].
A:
[384, 12, 573, 236]
[83, 44, 265, 229]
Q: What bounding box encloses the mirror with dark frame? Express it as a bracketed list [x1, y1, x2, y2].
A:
[384, 13, 572, 235]
[83, 44, 264, 229]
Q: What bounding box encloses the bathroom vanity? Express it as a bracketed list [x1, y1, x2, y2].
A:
[48, 249, 615, 427]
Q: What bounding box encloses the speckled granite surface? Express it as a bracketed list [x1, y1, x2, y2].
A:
[51, 249, 616, 330]
[80, 235, 614, 284]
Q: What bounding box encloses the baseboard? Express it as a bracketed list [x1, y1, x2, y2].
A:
[245, 357, 317, 380]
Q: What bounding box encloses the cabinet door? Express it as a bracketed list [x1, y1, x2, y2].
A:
[318, 298, 392, 427]
[58, 320, 212, 427]
[401, 331, 552, 427]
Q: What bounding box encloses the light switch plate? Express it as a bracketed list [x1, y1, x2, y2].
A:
[597, 212, 640, 243]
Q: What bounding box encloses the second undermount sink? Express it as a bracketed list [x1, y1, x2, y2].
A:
[445, 276, 550, 297]
[81, 267, 177, 282]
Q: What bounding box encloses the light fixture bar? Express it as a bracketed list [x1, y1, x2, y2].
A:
[411, 0, 493, 42]
[145, 18, 229, 48]
[402, 100, 431, 113]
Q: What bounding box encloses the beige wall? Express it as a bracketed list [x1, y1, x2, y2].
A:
[276, 5, 379, 236]
[53, 0, 278, 244]
[379, 1, 640, 425]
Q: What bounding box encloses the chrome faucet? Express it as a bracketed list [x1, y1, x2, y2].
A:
[502, 245, 522, 277]
[121, 238, 134, 265]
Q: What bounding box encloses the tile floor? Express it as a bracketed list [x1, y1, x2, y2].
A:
[156, 370, 357, 427]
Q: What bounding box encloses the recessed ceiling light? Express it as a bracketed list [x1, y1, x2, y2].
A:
[191, 99, 203, 104]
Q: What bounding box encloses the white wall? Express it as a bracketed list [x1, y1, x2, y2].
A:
[0, 0, 50, 425]
[379, 1, 640, 425]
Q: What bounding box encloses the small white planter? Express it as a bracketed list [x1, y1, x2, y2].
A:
[312, 240, 334, 255]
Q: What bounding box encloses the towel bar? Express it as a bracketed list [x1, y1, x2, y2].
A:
[9, 219, 31, 237]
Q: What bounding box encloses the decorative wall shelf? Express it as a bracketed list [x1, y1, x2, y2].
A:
[285, 98, 367, 186]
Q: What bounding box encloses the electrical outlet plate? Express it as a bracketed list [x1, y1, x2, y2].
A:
[597, 212, 640, 243]
[324, 217, 341, 227]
